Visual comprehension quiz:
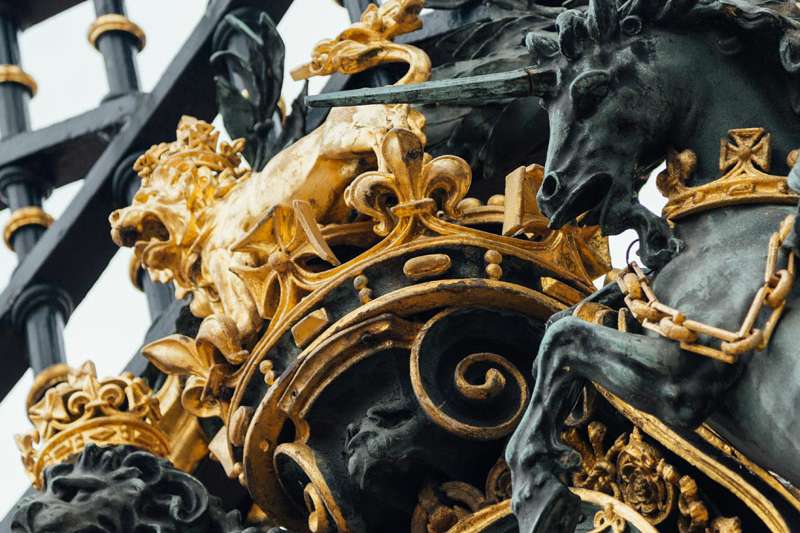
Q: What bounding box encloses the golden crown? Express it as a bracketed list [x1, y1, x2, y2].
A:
[14, 361, 169, 488]
[657, 128, 799, 220]
[133, 115, 248, 187]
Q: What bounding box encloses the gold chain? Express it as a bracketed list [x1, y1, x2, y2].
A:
[617, 214, 796, 363]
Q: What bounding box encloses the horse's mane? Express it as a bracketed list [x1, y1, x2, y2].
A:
[617, 0, 800, 31]
[524, 0, 800, 111]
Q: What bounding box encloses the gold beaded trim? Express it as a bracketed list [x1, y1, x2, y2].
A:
[4, 206, 53, 250]
[88, 14, 146, 52]
[0, 65, 37, 97]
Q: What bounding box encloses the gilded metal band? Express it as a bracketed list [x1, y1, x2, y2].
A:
[87, 14, 146, 52]
[0, 64, 37, 97]
[3, 206, 53, 250]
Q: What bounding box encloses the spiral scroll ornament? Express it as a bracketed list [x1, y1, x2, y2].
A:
[410, 307, 542, 440]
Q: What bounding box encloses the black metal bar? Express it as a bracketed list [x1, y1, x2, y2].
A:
[0, 10, 71, 374]
[92, 0, 141, 99]
[0, 13, 30, 136]
[0, 0, 294, 399]
[0, 0, 84, 31]
[0, 166, 45, 255]
[10, 283, 72, 373]
[0, 93, 140, 209]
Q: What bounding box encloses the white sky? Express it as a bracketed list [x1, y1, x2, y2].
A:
[0, 0, 664, 520]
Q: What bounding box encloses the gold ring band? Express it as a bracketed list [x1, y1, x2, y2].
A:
[0, 65, 37, 97]
[4, 206, 53, 250]
[88, 14, 146, 52]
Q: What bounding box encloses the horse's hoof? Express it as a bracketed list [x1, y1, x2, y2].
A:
[511, 473, 580, 533]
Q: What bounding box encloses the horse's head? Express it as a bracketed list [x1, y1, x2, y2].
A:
[527, 0, 800, 267]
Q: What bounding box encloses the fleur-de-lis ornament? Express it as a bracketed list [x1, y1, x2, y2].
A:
[345, 128, 471, 236]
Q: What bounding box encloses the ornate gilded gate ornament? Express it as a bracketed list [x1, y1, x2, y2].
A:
[101, 1, 617, 529]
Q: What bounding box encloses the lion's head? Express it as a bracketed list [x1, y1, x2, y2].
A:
[109, 117, 248, 320]
[11, 444, 261, 533]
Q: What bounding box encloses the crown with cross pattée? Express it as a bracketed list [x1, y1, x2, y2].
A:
[657, 127, 799, 220]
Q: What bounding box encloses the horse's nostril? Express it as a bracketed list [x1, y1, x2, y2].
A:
[540, 172, 561, 200]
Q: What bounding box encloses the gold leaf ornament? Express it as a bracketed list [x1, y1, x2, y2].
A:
[345, 128, 471, 235]
[142, 314, 247, 419]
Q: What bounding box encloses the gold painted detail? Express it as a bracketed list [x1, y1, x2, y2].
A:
[695, 424, 800, 516]
[658, 128, 798, 220]
[403, 253, 452, 281]
[412, 461, 659, 533]
[618, 214, 795, 363]
[4, 206, 53, 249]
[0, 64, 37, 96]
[290, 0, 429, 86]
[274, 441, 350, 533]
[542, 276, 585, 306]
[14, 362, 168, 488]
[587, 503, 626, 533]
[141, 314, 247, 419]
[291, 308, 331, 348]
[153, 375, 208, 474]
[88, 14, 146, 51]
[565, 421, 741, 533]
[598, 387, 787, 533]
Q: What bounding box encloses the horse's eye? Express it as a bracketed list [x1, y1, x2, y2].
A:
[569, 70, 610, 118]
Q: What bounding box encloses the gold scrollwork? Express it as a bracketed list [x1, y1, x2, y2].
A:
[597, 386, 788, 533]
[410, 308, 530, 440]
[565, 422, 749, 532]
[291, 0, 429, 86]
[273, 441, 350, 533]
[454, 352, 514, 401]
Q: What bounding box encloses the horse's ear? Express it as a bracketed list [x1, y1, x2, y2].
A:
[525, 32, 559, 66]
[780, 31, 800, 114]
[780, 31, 800, 74]
[587, 0, 619, 41]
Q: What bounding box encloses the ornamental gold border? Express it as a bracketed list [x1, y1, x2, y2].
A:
[597, 386, 791, 533]
[0, 64, 37, 96]
[32, 416, 170, 488]
[4, 206, 53, 250]
[438, 492, 658, 533]
[87, 14, 146, 52]
[243, 278, 567, 528]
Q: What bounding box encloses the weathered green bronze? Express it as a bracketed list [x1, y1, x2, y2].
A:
[305, 67, 545, 107]
[500, 0, 800, 532]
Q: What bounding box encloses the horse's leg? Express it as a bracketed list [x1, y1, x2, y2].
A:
[506, 316, 734, 533]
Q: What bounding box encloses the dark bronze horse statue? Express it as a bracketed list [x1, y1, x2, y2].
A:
[504, 0, 800, 532]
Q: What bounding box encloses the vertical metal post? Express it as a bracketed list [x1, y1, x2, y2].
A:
[90, 0, 143, 99]
[0, 12, 49, 259]
[0, 10, 69, 373]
